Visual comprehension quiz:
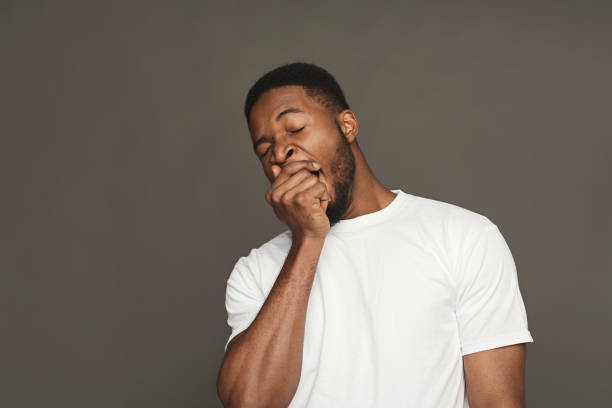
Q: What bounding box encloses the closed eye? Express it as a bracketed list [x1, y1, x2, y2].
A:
[259, 147, 270, 158]
[259, 127, 305, 158]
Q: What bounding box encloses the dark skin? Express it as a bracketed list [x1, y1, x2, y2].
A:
[463, 344, 527, 407]
[250, 85, 398, 232]
[217, 85, 527, 407]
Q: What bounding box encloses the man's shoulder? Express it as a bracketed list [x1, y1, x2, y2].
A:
[256, 229, 293, 256]
[408, 192, 495, 232]
[231, 229, 292, 271]
[404, 192, 502, 268]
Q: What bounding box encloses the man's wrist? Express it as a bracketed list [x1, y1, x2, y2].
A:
[292, 234, 326, 250]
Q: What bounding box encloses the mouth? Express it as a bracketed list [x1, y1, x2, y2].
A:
[310, 169, 323, 184]
[310, 169, 328, 198]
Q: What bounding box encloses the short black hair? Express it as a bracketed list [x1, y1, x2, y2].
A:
[244, 62, 350, 126]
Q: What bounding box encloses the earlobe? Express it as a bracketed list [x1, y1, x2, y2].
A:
[338, 110, 358, 143]
[347, 120, 358, 143]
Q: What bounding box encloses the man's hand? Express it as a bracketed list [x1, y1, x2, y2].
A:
[265, 160, 331, 240]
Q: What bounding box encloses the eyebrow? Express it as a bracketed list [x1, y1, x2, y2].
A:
[252, 107, 305, 151]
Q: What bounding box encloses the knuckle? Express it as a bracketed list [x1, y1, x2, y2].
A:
[280, 193, 292, 205]
[271, 191, 282, 202]
[295, 192, 307, 205]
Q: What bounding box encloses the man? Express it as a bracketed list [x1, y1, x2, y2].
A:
[217, 62, 534, 408]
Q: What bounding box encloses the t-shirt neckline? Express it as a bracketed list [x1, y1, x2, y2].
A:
[329, 189, 409, 234]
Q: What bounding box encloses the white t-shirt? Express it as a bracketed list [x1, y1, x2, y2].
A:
[223, 189, 534, 407]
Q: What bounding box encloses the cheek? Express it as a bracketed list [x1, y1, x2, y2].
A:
[312, 133, 339, 166]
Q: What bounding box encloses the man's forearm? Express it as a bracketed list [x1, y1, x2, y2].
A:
[217, 236, 325, 408]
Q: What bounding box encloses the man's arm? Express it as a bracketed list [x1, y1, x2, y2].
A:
[216, 236, 324, 408]
[217, 159, 329, 408]
[463, 343, 527, 408]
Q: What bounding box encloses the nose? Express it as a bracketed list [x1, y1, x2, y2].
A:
[273, 143, 295, 166]
[269, 145, 298, 181]
[284, 147, 294, 161]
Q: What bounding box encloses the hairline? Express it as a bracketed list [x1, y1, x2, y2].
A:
[247, 84, 343, 129]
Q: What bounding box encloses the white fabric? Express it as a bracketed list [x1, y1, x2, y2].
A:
[223, 189, 534, 407]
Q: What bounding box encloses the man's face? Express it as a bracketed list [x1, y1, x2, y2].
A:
[248, 85, 356, 226]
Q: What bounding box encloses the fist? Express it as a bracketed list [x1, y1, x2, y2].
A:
[265, 160, 331, 240]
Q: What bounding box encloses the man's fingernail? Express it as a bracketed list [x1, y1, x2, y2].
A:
[313, 161, 320, 169]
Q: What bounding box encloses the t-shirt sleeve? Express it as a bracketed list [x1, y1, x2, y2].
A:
[455, 221, 534, 355]
[223, 250, 265, 352]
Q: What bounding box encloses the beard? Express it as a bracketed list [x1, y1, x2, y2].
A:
[325, 122, 356, 227]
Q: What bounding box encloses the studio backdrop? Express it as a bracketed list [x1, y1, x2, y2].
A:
[2, 1, 611, 407]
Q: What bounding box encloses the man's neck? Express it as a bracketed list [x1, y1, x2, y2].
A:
[340, 146, 398, 221]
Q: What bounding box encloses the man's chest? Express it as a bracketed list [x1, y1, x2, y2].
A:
[304, 236, 459, 358]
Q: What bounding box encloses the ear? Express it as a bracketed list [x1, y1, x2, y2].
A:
[336, 109, 359, 143]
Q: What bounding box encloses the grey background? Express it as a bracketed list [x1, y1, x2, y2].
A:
[2, 1, 611, 407]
